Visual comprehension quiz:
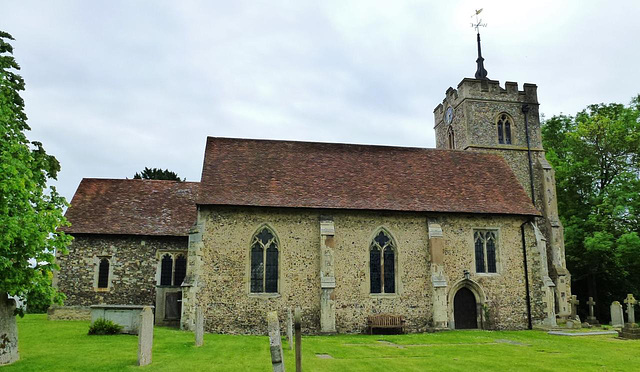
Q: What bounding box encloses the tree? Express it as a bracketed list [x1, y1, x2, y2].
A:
[542, 96, 640, 319]
[0, 30, 71, 318]
[133, 167, 183, 181]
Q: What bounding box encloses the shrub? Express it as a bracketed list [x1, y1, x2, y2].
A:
[88, 318, 123, 335]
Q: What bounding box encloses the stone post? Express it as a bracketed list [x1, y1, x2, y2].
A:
[586, 297, 598, 325]
[319, 218, 336, 333]
[286, 308, 294, 350]
[267, 311, 285, 372]
[295, 307, 302, 372]
[428, 219, 448, 329]
[137, 306, 154, 366]
[195, 306, 204, 347]
[0, 294, 19, 365]
[624, 294, 637, 326]
[181, 222, 204, 331]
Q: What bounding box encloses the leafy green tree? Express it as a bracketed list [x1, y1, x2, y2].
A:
[133, 167, 183, 181]
[542, 96, 640, 319]
[0, 31, 71, 315]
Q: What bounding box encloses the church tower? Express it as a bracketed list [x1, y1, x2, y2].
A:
[433, 27, 571, 323]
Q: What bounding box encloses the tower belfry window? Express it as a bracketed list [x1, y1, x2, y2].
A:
[497, 113, 512, 144]
[447, 126, 455, 149]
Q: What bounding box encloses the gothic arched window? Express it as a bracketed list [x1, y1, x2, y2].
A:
[370, 230, 396, 294]
[174, 254, 187, 286]
[250, 226, 279, 293]
[497, 113, 512, 145]
[474, 230, 498, 273]
[160, 254, 173, 286]
[447, 126, 455, 149]
[98, 258, 110, 288]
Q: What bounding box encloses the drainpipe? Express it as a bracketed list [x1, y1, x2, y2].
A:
[521, 221, 533, 330]
[522, 104, 536, 205]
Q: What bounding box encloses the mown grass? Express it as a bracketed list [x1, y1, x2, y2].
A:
[5, 315, 639, 371]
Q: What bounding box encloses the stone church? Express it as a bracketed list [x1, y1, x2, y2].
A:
[52, 47, 571, 333]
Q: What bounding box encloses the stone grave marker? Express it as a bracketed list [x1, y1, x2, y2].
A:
[0, 295, 19, 365]
[267, 311, 285, 372]
[195, 306, 204, 347]
[586, 297, 599, 325]
[295, 307, 302, 372]
[137, 306, 154, 366]
[610, 301, 624, 327]
[624, 294, 637, 325]
[286, 308, 294, 350]
[569, 295, 579, 320]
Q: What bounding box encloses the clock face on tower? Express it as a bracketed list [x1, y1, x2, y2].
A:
[445, 106, 454, 125]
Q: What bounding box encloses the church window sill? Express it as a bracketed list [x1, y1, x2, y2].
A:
[369, 293, 398, 299]
[248, 293, 281, 299]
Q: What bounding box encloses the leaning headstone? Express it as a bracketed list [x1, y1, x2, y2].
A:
[0, 294, 19, 365]
[267, 311, 285, 372]
[624, 294, 637, 325]
[610, 301, 624, 328]
[286, 308, 294, 350]
[586, 297, 599, 325]
[195, 307, 204, 347]
[569, 295, 579, 320]
[137, 306, 154, 366]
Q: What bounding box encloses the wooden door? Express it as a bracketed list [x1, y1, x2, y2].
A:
[165, 292, 182, 320]
[454, 287, 477, 329]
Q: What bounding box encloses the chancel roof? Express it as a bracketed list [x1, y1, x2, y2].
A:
[198, 137, 540, 216]
[62, 179, 198, 236]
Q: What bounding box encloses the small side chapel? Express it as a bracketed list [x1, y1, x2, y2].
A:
[53, 33, 572, 333]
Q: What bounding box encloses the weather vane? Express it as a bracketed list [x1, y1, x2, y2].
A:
[471, 8, 488, 80]
[471, 8, 487, 33]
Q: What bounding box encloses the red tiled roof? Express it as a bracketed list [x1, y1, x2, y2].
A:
[62, 179, 198, 236]
[198, 137, 540, 216]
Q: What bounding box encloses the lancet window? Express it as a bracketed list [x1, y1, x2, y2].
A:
[474, 230, 498, 273]
[497, 113, 512, 144]
[250, 226, 279, 293]
[370, 230, 396, 294]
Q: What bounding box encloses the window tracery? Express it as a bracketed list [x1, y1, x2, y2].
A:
[497, 113, 512, 144]
[250, 226, 279, 293]
[370, 230, 396, 294]
[474, 230, 498, 273]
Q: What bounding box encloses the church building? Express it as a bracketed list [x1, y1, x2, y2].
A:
[52, 39, 571, 333]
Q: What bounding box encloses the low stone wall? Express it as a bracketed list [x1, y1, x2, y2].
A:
[47, 305, 91, 321]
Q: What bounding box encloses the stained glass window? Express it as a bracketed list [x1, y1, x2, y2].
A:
[474, 230, 498, 273]
[250, 227, 278, 293]
[370, 230, 395, 294]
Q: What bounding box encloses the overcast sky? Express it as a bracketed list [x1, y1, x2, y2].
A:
[2, 0, 639, 202]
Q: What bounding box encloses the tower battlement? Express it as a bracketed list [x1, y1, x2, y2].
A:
[434, 78, 538, 120]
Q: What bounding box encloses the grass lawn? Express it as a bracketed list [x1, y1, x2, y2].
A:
[5, 315, 639, 371]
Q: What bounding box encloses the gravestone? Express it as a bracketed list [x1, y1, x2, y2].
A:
[586, 297, 599, 325]
[619, 294, 640, 339]
[286, 308, 293, 350]
[610, 301, 624, 328]
[569, 295, 579, 320]
[267, 311, 285, 372]
[195, 307, 204, 347]
[137, 306, 154, 366]
[624, 294, 636, 325]
[0, 294, 19, 365]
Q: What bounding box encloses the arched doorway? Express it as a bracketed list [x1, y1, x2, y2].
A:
[454, 287, 477, 329]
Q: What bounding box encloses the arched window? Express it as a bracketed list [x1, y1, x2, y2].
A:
[250, 226, 279, 293]
[497, 113, 512, 144]
[160, 254, 173, 286]
[98, 258, 110, 288]
[174, 254, 187, 286]
[370, 230, 396, 294]
[447, 126, 455, 149]
[474, 230, 498, 273]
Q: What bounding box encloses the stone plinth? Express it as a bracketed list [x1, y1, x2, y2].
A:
[90, 304, 153, 334]
[618, 323, 640, 340]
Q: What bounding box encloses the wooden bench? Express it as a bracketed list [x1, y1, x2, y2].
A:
[367, 314, 406, 334]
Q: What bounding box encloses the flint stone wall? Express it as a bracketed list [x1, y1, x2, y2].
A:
[196, 206, 538, 334]
[54, 234, 187, 309]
